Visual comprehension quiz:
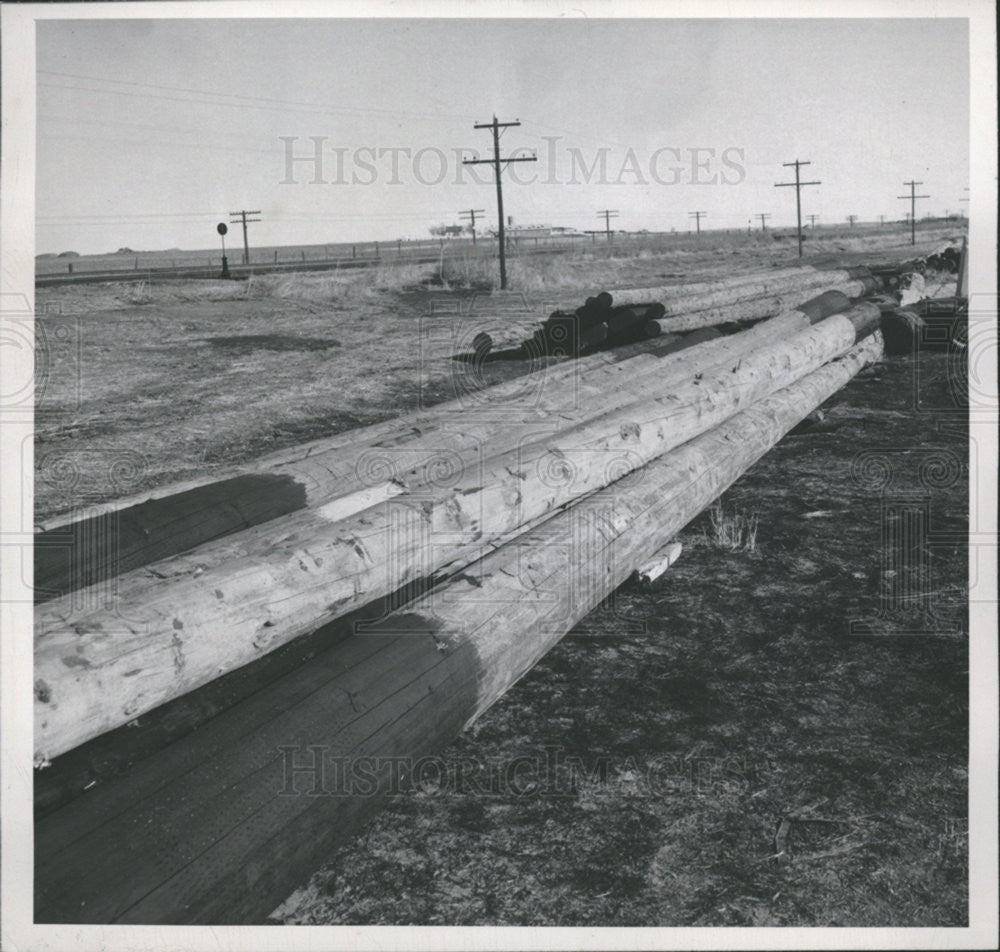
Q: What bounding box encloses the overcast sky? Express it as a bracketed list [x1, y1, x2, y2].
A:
[36, 16, 969, 254]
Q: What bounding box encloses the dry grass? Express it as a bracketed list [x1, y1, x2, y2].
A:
[707, 501, 760, 552]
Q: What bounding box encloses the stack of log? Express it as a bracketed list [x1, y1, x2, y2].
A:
[470, 264, 881, 358]
[34, 271, 887, 924]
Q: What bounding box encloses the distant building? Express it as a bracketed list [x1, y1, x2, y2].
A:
[493, 225, 585, 239]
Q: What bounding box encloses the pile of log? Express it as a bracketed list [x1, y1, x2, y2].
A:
[470, 264, 881, 358]
[34, 270, 888, 924]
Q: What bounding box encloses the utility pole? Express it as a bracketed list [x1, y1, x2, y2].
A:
[688, 211, 707, 235]
[459, 208, 486, 245]
[847, 215, 858, 227]
[806, 214, 820, 228]
[959, 186, 969, 219]
[879, 214, 885, 227]
[774, 159, 821, 258]
[229, 209, 261, 265]
[597, 209, 619, 241]
[757, 213, 771, 232]
[897, 181, 928, 246]
[462, 116, 537, 290]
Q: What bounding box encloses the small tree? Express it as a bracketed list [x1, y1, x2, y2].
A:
[429, 224, 464, 238]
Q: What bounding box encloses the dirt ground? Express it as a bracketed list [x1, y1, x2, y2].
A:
[32, 225, 968, 926]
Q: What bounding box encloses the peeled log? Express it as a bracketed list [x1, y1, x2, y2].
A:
[606, 267, 873, 311]
[36, 290, 858, 603]
[34, 332, 884, 924]
[34, 304, 881, 760]
[652, 278, 874, 331]
[557, 265, 822, 311]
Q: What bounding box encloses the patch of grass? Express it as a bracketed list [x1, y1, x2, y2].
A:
[119, 280, 153, 305]
[707, 501, 760, 551]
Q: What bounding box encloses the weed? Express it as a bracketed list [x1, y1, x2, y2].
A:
[119, 281, 152, 305]
[707, 501, 760, 551]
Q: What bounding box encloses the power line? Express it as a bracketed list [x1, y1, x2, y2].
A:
[230, 210, 261, 265]
[597, 209, 619, 241]
[462, 116, 537, 290]
[774, 159, 821, 258]
[38, 71, 479, 124]
[459, 208, 486, 245]
[688, 211, 707, 235]
[897, 180, 929, 246]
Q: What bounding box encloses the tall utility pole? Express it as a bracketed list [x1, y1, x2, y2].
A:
[774, 159, 821, 258]
[897, 181, 929, 246]
[463, 116, 537, 290]
[847, 215, 858, 227]
[806, 214, 820, 228]
[459, 208, 486, 245]
[597, 209, 619, 241]
[757, 213, 771, 232]
[688, 211, 707, 235]
[229, 209, 261, 265]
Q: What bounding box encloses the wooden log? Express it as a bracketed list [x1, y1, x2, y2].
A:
[605, 267, 871, 311]
[36, 288, 857, 606]
[880, 308, 926, 355]
[35, 295, 849, 602]
[34, 304, 881, 760]
[652, 279, 872, 332]
[34, 332, 884, 924]
[558, 265, 822, 311]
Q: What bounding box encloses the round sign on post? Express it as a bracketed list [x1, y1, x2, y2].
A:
[217, 223, 230, 278]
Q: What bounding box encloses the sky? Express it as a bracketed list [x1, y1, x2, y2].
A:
[35, 15, 970, 255]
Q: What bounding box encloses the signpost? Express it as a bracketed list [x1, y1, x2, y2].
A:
[217, 223, 230, 278]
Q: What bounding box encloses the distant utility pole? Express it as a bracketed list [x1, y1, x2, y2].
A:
[463, 116, 537, 290]
[847, 215, 858, 227]
[774, 159, 821, 258]
[897, 180, 929, 246]
[597, 209, 619, 241]
[688, 211, 707, 235]
[879, 214, 885, 227]
[459, 208, 486, 245]
[959, 186, 969, 219]
[757, 213, 771, 232]
[806, 214, 820, 228]
[229, 209, 261, 265]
